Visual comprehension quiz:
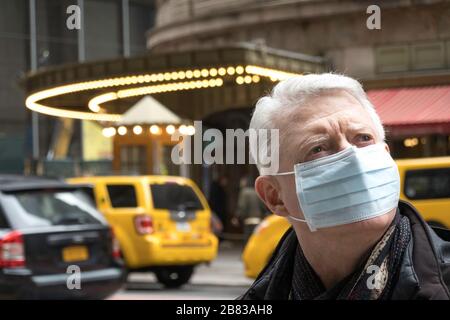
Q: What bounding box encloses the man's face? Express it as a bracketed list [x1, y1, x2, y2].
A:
[264, 89, 394, 235]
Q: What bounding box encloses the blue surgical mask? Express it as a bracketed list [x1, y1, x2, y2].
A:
[274, 143, 400, 231]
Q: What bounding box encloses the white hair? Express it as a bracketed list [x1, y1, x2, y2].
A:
[249, 73, 385, 175]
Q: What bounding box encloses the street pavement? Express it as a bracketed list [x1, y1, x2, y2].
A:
[109, 241, 253, 300]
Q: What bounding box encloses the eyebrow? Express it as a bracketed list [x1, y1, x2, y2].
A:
[294, 133, 329, 157]
[290, 120, 376, 157]
[345, 122, 375, 133]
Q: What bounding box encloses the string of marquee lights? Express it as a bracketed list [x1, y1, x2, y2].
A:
[25, 65, 301, 122]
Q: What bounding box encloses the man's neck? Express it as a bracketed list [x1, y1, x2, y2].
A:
[294, 210, 396, 290]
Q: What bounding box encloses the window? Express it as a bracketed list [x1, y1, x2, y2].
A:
[375, 45, 410, 73]
[150, 183, 203, 211]
[36, 0, 78, 66]
[85, 0, 122, 60]
[107, 184, 138, 208]
[120, 145, 147, 175]
[1, 189, 104, 228]
[404, 168, 450, 200]
[129, 1, 155, 56]
[0, 203, 10, 229]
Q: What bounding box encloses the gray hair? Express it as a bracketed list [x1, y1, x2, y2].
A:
[249, 73, 385, 175]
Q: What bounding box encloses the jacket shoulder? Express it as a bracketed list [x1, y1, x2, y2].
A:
[238, 227, 296, 300]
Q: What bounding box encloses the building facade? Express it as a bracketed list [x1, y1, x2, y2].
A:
[0, 0, 155, 174]
[148, 0, 450, 158]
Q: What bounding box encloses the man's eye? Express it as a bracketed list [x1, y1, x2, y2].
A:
[311, 146, 323, 154]
[356, 134, 374, 143]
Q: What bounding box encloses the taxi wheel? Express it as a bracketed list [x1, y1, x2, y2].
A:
[155, 266, 194, 288]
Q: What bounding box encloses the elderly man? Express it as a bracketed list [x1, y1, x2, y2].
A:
[240, 73, 450, 300]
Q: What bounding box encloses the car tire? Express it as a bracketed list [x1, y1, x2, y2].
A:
[155, 265, 194, 288]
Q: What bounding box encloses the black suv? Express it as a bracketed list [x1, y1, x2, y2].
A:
[0, 175, 125, 299]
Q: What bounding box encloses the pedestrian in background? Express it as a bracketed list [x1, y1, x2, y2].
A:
[208, 175, 228, 230]
[236, 176, 267, 242]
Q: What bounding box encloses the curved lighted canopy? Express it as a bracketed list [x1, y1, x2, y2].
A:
[24, 45, 325, 122]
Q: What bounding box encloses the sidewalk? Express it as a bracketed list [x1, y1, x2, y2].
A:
[190, 240, 253, 287]
[127, 241, 254, 288]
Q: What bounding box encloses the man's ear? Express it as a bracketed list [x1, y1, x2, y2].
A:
[254, 175, 290, 217]
[383, 142, 390, 153]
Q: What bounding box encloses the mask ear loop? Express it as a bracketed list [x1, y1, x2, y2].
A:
[270, 171, 317, 231]
[287, 215, 317, 232]
[271, 171, 294, 176]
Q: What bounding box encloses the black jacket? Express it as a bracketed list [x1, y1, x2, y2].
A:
[240, 201, 450, 300]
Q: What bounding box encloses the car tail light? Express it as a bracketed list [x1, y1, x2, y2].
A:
[0, 231, 25, 268]
[109, 228, 122, 260]
[134, 215, 153, 235]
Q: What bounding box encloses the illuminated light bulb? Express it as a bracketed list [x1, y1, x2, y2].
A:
[118, 126, 127, 136]
[193, 70, 201, 78]
[186, 125, 196, 136]
[179, 125, 188, 135]
[178, 71, 186, 79]
[236, 66, 244, 74]
[102, 128, 110, 137]
[218, 68, 226, 76]
[244, 75, 252, 84]
[236, 76, 244, 85]
[164, 73, 172, 81]
[150, 125, 161, 135]
[89, 104, 101, 112]
[227, 67, 235, 75]
[171, 72, 179, 80]
[88, 92, 118, 112]
[133, 125, 143, 135]
[201, 69, 209, 77]
[209, 68, 218, 77]
[102, 127, 116, 138]
[209, 79, 217, 87]
[186, 70, 193, 79]
[216, 78, 223, 86]
[157, 73, 164, 81]
[195, 81, 203, 89]
[127, 76, 138, 85]
[166, 125, 175, 135]
[252, 75, 260, 83]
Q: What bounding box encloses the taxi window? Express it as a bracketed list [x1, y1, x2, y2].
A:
[106, 184, 138, 208]
[404, 168, 450, 200]
[150, 183, 203, 211]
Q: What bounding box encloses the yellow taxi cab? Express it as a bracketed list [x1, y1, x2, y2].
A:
[242, 156, 450, 279]
[67, 175, 218, 288]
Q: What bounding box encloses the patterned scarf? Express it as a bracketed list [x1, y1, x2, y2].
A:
[290, 212, 411, 300]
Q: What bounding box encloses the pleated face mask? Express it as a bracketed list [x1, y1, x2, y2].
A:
[275, 143, 400, 231]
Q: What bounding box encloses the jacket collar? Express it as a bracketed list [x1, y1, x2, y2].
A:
[392, 200, 450, 299]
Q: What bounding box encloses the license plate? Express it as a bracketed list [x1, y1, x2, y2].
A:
[176, 222, 191, 232]
[62, 245, 89, 262]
